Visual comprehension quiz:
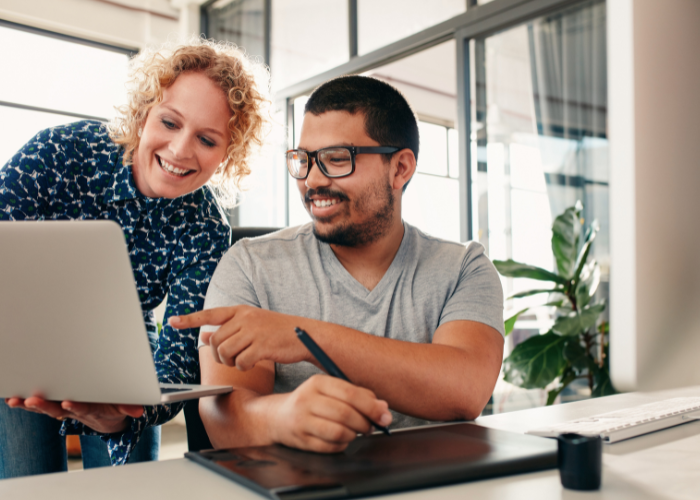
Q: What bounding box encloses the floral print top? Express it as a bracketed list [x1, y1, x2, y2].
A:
[0, 121, 231, 465]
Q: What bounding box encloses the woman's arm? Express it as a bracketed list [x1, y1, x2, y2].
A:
[0, 129, 55, 220]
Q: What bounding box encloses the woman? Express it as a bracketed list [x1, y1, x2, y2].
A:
[0, 38, 270, 477]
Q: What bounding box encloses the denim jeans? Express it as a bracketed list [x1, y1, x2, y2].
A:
[0, 401, 160, 479]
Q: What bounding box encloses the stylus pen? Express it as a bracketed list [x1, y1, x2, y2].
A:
[295, 327, 391, 436]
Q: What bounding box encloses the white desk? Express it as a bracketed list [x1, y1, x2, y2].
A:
[2, 386, 700, 500]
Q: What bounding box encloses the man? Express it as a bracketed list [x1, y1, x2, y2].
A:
[171, 76, 505, 453]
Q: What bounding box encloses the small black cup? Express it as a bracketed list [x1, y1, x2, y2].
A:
[557, 433, 602, 490]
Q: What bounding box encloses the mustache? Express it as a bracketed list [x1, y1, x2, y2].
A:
[304, 188, 349, 204]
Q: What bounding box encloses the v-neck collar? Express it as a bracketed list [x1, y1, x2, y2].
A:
[318, 222, 411, 302]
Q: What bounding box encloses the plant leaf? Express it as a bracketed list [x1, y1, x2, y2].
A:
[543, 299, 566, 308]
[591, 343, 616, 398]
[591, 365, 616, 398]
[575, 261, 600, 309]
[507, 288, 565, 299]
[503, 332, 568, 389]
[504, 308, 530, 336]
[493, 259, 567, 284]
[546, 366, 578, 405]
[592, 372, 616, 398]
[588, 265, 601, 298]
[556, 300, 573, 314]
[551, 203, 582, 279]
[563, 337, 588, 372]
[573, 220, 599, 283]
[552, 303, 606, 336]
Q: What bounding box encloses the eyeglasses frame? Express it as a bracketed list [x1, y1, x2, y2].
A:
[286, 146, 400, 179]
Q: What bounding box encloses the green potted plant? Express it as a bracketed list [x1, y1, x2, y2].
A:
[493, 201, 615, 405]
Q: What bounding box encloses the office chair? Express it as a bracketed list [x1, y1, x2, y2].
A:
[184, 226, 280, 452]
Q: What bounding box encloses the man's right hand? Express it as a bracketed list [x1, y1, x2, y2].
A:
[268, 374, 392, 453]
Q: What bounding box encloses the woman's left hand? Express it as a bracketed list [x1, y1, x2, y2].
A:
[4, 396, 143, 434]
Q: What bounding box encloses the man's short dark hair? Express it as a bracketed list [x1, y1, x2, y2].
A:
[304, 75, 420, 166]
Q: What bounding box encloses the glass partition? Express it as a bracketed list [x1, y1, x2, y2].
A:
[470, 0, 608, 411]
[271, 0, 348, 91]
[205, 0, 266, 61]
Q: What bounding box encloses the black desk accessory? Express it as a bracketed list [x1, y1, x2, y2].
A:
[295, 327, 391, 435]
[186, 422, 558, 500]
[557, 433, 602, 490]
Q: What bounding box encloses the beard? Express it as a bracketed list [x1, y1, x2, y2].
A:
[308, 182, 395, 247]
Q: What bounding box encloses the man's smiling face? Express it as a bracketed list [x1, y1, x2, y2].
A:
[296, 110, 397, 247]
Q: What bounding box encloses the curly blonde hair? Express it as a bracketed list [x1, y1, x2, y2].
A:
[109, 37, 271, 208]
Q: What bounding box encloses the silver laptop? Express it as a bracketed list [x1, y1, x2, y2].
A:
[0, 220, 231, 405]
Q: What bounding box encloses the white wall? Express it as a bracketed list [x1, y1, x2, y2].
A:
[609, 0, 700, 392]
[0, 0, 186, 49]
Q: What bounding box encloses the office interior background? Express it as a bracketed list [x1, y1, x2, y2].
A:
[0, 0, 608, 414]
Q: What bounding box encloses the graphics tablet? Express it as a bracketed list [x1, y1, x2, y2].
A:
[0, 220, 231, 405]
[185, 422, 557, 500]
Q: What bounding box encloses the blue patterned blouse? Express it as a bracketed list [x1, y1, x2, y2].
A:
[0, 121, 231, 465]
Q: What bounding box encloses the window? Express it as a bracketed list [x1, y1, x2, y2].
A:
[205, 0, 266, 62]
[271, 0, 348, 91]
[365, 40, 461, 241]
[357, 0, 465, 55]
[0, 24, 129, 167]
[287, 95, 311, 227]
[402, 122, 460, 242]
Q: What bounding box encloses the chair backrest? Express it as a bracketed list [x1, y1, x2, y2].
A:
[184, 226, 280, 452]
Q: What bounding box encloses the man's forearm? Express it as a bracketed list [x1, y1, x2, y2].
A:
[199, 353, 280, 449]
[200, 389, 285, 449]
[305, 319, 503, 421]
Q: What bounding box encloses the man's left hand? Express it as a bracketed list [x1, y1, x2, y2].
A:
[170, 306, 311, 370]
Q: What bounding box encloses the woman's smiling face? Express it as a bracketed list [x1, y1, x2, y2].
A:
[131, 71, 231, 199]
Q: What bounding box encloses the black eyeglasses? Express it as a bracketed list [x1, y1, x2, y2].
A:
[286, 146, 400, 179]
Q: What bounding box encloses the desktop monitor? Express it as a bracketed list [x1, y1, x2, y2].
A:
[609, 0, 700, 391]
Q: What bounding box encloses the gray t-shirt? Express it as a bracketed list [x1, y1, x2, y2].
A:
[201, 222, 504, 429]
